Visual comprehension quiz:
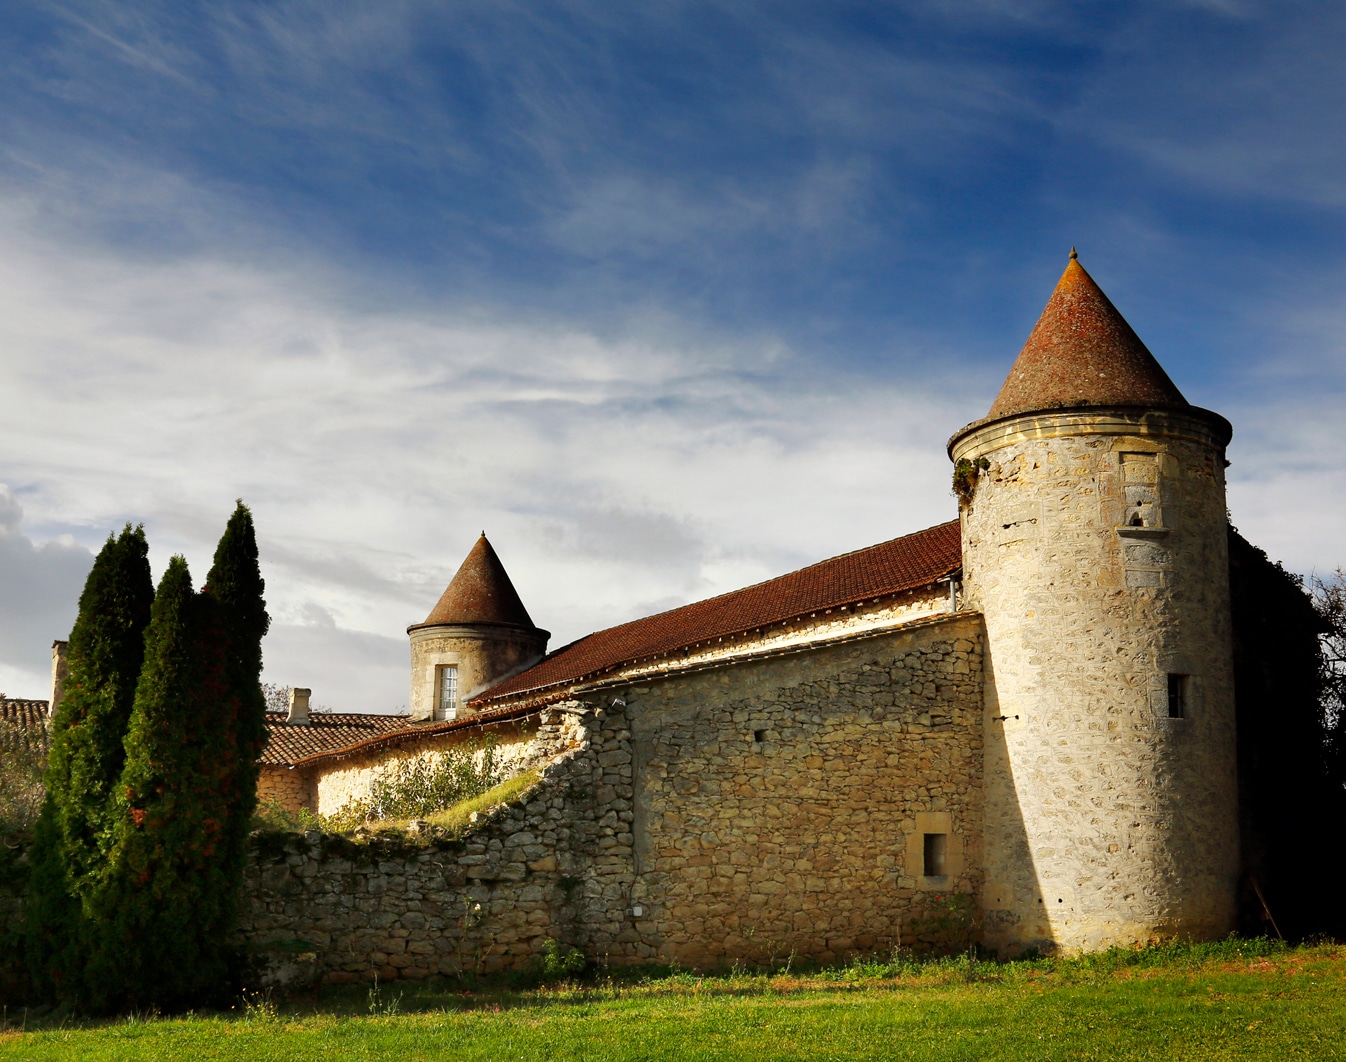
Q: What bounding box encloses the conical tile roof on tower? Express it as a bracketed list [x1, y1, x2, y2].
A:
[423, 533, 537, 629]
[986, 249, 1189, 421]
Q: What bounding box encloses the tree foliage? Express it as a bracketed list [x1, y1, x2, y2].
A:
[0, 711, 48, 835]
[202, 502, 271, 933]
[22, 506, 272, 1013]
[83, 557, 231, 1011]
[24, 525, 153, 999]
[1228, 527, 1346, 940]
[1310, 568, 1346, 792]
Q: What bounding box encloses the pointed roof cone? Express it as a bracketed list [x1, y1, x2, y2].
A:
[423, 534, 537, 628]
[986, 250, 1189, 421]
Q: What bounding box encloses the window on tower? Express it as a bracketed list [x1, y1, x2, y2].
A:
[438, 665, 459, 721]
[1167, 673, 1188, 719]
[1120, 452, 1160, 529]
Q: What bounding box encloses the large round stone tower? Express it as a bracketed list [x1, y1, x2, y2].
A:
[407, 534, 549, 722]
[950, 251, 1238, 954]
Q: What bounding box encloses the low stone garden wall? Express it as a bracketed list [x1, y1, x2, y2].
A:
[237, 617, 987, 985]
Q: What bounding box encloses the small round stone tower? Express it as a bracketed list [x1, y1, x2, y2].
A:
[950, 251, 1238, 954]
[407, 534, 549, 721]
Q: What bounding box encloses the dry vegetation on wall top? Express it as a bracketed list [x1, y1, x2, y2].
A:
[254, 770, 541, 840]
[253, 736, 516, 835]
[952, 457, 989, 506]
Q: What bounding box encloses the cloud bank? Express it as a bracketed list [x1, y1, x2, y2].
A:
[0, 485, 91, 699]
[2, 1, 1345, 705]
[0, 208, 972, 706]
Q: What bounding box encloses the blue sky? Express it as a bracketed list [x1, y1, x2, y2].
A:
[1, 1, 1343, 707]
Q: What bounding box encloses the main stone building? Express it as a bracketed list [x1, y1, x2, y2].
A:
[257, 251, 1239, 964]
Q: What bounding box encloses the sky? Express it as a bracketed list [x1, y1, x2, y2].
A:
[1, 0, 1344, 708]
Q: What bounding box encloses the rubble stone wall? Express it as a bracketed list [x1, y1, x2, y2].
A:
[237, 709, 596, 984]
[237, 613, 987, 983]
[256, 765, 315, 814]
[622, 612, 986, 967]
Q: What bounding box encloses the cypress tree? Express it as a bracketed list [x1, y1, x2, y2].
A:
[201, 501, 270, 952]
[84, 557, 230, 1012]
[25, 525, 153, 999]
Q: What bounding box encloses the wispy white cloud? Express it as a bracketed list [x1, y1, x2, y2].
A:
[1223, 262, 1346, 575]
[1065, 4, 1346, 208]
[0, 190, 973, 706]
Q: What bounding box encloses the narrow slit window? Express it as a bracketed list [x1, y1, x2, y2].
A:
[438, 665, 459, 720]
[1167, 673, 1187, 719]
[923, 833, 948, 877]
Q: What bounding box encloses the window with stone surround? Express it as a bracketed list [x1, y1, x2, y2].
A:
[1120, 452, 1160, 529]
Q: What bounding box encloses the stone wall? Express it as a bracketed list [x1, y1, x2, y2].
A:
[257, 765, 315, 814]
[239, 708, 604, 983]
[621, 613, 985, 967]
[238, 613, 987, 982]
[954, 408, 1239, 955]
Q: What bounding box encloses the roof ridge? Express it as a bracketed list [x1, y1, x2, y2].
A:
[473, 520, 962, 705]
[547, 519, 960, 651]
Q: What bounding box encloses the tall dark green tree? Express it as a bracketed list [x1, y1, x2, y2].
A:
[1229, 527, 1346, 940]
[83, 505, 270, 1013]
[201, 501, 270, 948]
[84, 556, 232, 1011]
[25, 525, 153, 999]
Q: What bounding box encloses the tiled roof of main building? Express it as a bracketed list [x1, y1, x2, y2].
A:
[0, 698, 49, 749]
[261, 711, 412, 767]
[474, 520, 962, 707]
[259, 520, 962, 766]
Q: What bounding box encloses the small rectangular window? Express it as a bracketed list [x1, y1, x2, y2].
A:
[438, 665, 458, 720]
[923, 833, 948, 877]
[1167, 673, 1187, 719]
[753, 729, 767, 743]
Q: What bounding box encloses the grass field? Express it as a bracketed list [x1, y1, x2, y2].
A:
[2, 940, 1343, 1060]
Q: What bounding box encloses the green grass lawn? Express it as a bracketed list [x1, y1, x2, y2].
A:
[3, 941, 1343, 1060]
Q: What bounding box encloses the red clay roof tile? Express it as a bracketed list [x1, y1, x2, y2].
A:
[419, 534, 538, 629]
[0, 698, 48, 750]
[473, 520, 962, 706]
[261, 711, 412, 767]
[987, 251, 1188, 421]
[280, 702, 544, 769]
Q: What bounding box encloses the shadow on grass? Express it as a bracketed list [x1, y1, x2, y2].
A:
[249, 935, 1310, 1018]
[4, 935, 1326, 1034]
